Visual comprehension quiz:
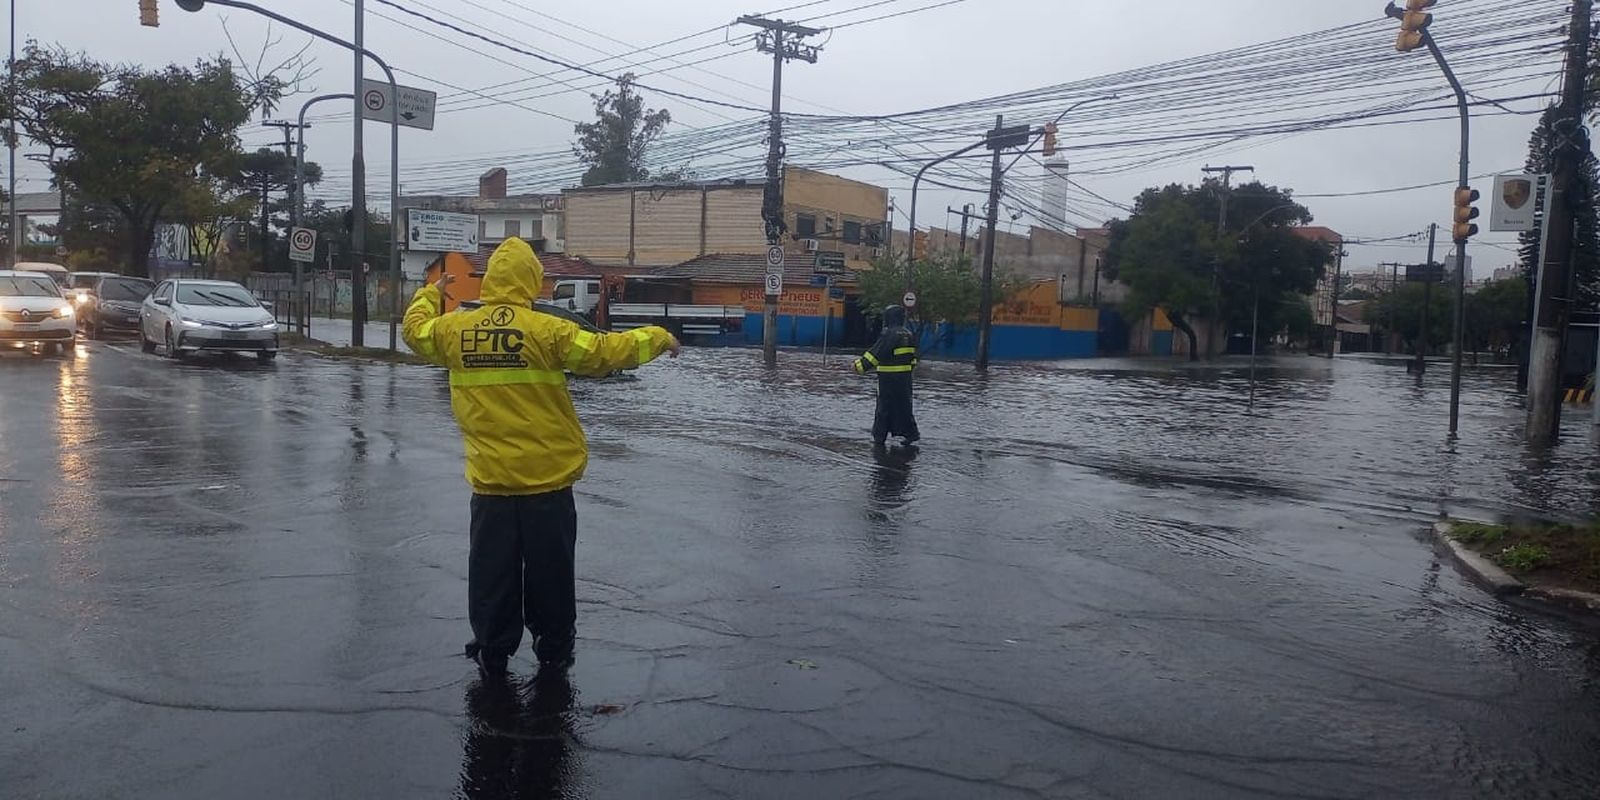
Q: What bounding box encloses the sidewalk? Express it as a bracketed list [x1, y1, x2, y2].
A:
[303, 317, 412, 353]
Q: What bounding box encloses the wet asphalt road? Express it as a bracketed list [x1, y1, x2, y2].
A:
[2, 340, 1599, 799]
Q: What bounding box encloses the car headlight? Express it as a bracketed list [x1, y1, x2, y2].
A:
[258, 321, 278, 330]
[54, 305, 73, 319]
[180, 318, 204, 328]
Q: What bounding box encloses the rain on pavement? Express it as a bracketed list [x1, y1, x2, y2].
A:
[2, 340, 1598, 799]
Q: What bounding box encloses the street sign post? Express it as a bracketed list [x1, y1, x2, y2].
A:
[360, 78, 438, 130]
[765, 245, 785, 273]
[764, 272, 783, 296]
[406, 209, 479, 252]
[288, 227, 317, 263]
[903, 290, 918, 308]
[1490, 173, 1547, 232]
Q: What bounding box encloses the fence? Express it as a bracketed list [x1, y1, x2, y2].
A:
[246, 272, 425, 326]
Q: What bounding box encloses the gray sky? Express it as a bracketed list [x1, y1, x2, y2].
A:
[12, 0, 1573, 274]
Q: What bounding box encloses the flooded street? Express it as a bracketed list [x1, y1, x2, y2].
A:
[3, 343, 1598, 798]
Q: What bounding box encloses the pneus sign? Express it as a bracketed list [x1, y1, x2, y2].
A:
[406, 209, 480, 253]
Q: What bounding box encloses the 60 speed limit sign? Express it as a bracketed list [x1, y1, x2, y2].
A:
[288, 227, 317, 263]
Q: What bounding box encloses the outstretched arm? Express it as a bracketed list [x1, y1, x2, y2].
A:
[558, 324, 680, 377]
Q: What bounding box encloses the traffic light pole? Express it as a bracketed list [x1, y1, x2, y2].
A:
[1524, 0, 1592, 443]
[1412, 33, 1471, 437]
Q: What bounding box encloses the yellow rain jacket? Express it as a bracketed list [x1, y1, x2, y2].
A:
[403, 237, 676, 495]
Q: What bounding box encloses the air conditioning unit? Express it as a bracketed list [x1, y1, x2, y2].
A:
[871, 247, 884, 258]
[804, 238, 820, 252]
[549, 239, 566, 253]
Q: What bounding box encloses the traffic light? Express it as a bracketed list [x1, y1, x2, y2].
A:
[1453, 186, 1480, 240]
[1042, 122, 1058, 157]
[1394, 0, 1437, 52]
[138, 0, 158, 26]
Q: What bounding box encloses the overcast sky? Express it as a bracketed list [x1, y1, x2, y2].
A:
[11, 0, 1576, 274]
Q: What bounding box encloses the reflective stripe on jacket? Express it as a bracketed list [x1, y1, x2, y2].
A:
[854, 327, 918, 374]
[403, 237, 675, 495]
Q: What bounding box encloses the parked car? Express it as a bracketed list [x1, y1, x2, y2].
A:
[0, 270, 76, 356]
[140, 278, 279, 361]
[70, 273, 153, 338]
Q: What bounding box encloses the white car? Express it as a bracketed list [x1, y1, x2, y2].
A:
[140, 278, 279, 361]
[0, 270, 76, 356]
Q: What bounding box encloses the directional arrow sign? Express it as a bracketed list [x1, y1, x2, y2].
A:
[360, 79, 437, 131]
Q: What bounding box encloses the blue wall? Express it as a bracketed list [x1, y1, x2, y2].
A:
[742, 313, 846, 347]
[1151, 331, 1174, 357]
[919, 323, 1097, 361]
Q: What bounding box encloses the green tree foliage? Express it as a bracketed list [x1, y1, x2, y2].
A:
[858, 251, 1026, 333]
[572, 74, 675, 187]
[298, 201, 392, 274]
[1372, 283, 1453, 354]
[13, 45, 262, 276]
[234, 148, 322, 270]
[1465, 277, 1529, 357]
[1517, 106, 1600, 313]
[1103, 181, 1330, 360]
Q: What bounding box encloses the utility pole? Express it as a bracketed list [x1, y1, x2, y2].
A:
[350, 0, 368, 347]
[7, 0, 16, 269]
[951, 204, 981, 256]
[260, 120, 303, 274]
[739, 15, 819, 368]
[1418, 223, 1437, 378]
[1379, 261, 1400, 354]
[976, 115, 1031, 371]
[1526, 0, 1592, 443]
[1203, 165, 1254, 358]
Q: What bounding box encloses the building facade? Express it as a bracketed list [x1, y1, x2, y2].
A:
[561, 166, 888, 269]
[398, 167, 564, 278]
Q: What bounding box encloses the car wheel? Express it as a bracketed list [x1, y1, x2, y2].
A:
[56, 338, 76, 358]
[257, 350, 278, 363]
[165, 324, 185, 360]
[140, 330, 156, 353]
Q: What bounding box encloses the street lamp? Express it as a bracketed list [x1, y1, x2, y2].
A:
[904, 94, 1118, 283]
[1235, 202, 1302, 412]
[175, 0, 403, 351]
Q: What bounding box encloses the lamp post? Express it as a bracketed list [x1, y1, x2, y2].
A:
[175, 0, 402, 350]
[1235, 202, 1301, 412]
[293, 93, 353, 335]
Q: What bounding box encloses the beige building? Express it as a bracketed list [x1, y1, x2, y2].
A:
[893, 223, 1121, 305]
[562, 166, 888, 268]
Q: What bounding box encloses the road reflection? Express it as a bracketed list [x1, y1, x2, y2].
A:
[459, 675, 582, 800]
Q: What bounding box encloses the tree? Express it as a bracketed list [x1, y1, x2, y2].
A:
[1344, 287, 1376, 301]
[234, 148, 321, 271]
[1102, 181, 1329, 360]
[572, 74, 675, 187]
[13, 46, 262, 276]
[1516, 106, 1600, 315]
[1465, 277, 1529, 358]
[299, 201, 391, 274]
[858, 251, 1026, 338]
[1371, 283, 1452, 354]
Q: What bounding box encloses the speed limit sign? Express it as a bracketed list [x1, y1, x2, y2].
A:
[288, 227, 317, 263]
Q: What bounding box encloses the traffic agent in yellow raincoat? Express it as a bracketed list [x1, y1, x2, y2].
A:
[403, 236, 679, 679]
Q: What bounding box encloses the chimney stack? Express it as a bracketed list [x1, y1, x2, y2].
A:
[479, 167, 507, 199]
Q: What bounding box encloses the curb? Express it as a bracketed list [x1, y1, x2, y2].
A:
[1431, 522, 1523, 596]
[1432, 522, 1600, 617]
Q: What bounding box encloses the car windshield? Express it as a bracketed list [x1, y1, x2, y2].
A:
[101, 278, 153, 302]
[0, 276, 62, 297]
[177, 284, 258, 307]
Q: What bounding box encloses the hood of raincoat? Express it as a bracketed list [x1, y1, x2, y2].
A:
[479, 237, 543, 307]
[882, 304, 906, 328]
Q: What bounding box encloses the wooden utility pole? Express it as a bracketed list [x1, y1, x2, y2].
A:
[1526, 0, 1592, 443]
[1203, 165, 1254, 358]
[739, 15, 819, 368]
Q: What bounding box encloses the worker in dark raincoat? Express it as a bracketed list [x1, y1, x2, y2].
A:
[854, 304, 921, 446]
